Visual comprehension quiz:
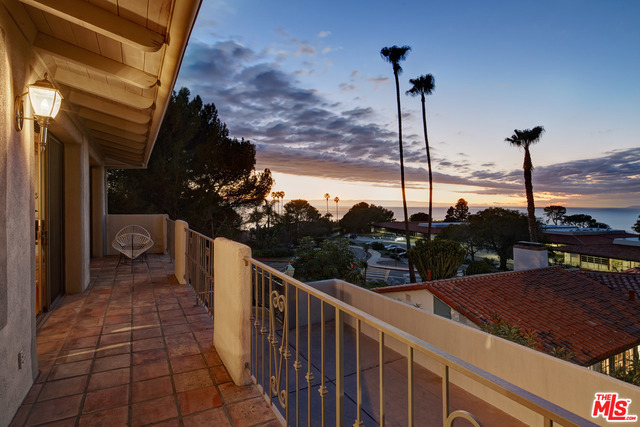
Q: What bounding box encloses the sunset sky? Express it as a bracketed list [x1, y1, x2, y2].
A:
[176, 0, 640, 208]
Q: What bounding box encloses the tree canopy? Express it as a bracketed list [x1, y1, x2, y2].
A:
[633, 216, 640, 234]
[292, 237, 360, 283]
[409, 212, 431, 222]
[281, 199, 327, 242]
[543, 205, 567, 225]
[108, 88, 273, 238]
[436, 223, 480, 261]
[339, 202, 394, 233]
[469, 208, 530, 270]
[443, 198, 470, 222]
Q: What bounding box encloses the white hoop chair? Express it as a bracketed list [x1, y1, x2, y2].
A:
[112, 225, 154, 271]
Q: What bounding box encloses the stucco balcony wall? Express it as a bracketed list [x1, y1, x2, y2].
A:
[305, 279, 640, 426]
[106, 214, 168, 256]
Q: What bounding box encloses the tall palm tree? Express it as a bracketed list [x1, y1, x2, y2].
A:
[271, 191, 279, 215]
[324, 193, 330, 214]
[406, 74, 435, 240]
[334, 196, 340, 220]
[505, 126, 545, 242]
[279, 191, 285, 215]
[380, 45, 415, 282]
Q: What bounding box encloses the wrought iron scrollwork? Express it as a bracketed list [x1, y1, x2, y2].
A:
[269, 289, 289, 409]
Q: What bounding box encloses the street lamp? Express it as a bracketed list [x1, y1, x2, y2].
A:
[15, 73, 63, 148]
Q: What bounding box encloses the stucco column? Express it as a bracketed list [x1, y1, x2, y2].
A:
[64, 143, 90, 293]
[174, 220, 188, 284]
[90, 166, 106, 257]
[213, 237, 252, 386]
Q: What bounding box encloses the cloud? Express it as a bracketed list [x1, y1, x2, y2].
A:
[317, 31, 331, 38]
[176, 39, 640, 203]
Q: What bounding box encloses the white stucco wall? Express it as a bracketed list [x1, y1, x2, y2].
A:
[0, 7, 39, 425]
[0, 4, 101, 421]
[106, 214, 168, 255]
[213, 238, 252, 386]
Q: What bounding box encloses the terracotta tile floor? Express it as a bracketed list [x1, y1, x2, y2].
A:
[11, 255, 278, 427]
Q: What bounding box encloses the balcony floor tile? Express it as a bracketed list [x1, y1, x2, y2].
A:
[13, 255, 278, 427]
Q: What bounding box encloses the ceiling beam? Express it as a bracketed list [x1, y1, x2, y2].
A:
[34, 33, 158, 89]
[102, 151, 143, 165]
[91, 130, 147, 149]
[97, 140, 146, 154]
[68, 92, 150, 124]
[77, 108, 149, 134]
[85, 120, 147, 142]
[19, 0, 165, 52]
[101, 146, 144, 159]
[55, 68, 154, 110]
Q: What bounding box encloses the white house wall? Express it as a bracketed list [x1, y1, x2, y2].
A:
[0, 5, 39, 424]
[0, 4, 95, 422]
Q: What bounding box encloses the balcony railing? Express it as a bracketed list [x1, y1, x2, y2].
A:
[244, 258, 596, 427]
[185, 228, 215, 318]
[168, 217, 623, 426]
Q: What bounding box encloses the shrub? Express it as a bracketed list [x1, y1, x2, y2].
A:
[465, 259, 493, 275]
[407, 239, 466, 280]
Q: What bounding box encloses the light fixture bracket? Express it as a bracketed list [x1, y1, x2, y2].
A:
[14, 95, 24, 132]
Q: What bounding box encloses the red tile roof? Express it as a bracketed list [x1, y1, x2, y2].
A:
[375, 266, 640, 366]
[572, 270, 640, 297]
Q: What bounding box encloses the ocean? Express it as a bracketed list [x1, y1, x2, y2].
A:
[313, 202, 640, 233]
[387, 206, 640, 233]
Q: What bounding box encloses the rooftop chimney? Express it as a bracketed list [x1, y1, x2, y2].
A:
[513, 242, 549, 271]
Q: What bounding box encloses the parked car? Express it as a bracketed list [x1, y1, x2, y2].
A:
[386, 246, 405, 253]
[348, 234, 358, 239]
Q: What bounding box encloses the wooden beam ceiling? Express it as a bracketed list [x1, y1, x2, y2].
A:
[77, 109, 149, 135]
[97, 140, 146, 154]
[55, 68, 154, 110]
[19, 0, 165, 52]
[69, 92, 151, 124]
[34, 33, 158, 88]
[85, 121, 147, 141]
[91, 130, 147, 149]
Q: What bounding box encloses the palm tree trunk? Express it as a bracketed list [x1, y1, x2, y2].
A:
[420, 93, 433, 240]
[523, 147, 537, 242]
[394, 69, 416, 282]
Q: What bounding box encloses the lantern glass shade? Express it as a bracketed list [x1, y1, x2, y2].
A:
[27, 76, 63, 120]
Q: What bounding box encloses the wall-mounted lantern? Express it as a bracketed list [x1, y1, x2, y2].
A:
[15, 73, 63, 149]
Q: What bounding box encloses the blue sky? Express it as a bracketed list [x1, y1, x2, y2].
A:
[176, 0, 640, 208]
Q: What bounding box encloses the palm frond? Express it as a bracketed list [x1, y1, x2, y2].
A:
[380, 45, 411, 74]
[406, 74, 436, 97]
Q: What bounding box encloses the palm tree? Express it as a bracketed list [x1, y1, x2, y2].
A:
[279, 191, 285, 215]
[324, 193, 330, 214]
[505, 126, 545, 242]
[380, 45, 415, 282]
[334, 196, 340, 220]
[263, 199, 276, 228]
[406, 74, 435, 240]
[271, 191, 279, 215]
